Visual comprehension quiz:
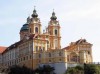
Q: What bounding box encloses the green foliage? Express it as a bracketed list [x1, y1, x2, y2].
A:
[84, 63, 100, 74]
[64, 65, 84, 74]
[65, 64, 100, 74]
[7, 65, 55, 74]
[35, 65, 55, 74]
[8, 65, 34, 74]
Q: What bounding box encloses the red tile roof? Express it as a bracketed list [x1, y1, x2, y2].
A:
[0, 46, 7, 54]
[62, 46, 70, 50]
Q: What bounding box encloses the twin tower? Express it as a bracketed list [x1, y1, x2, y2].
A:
[20, 8, 61, 50]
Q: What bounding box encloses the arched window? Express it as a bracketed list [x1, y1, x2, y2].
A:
[35, 27, 38, 33]
[70, 52, 78, 62]
[55, 29, 57, 35]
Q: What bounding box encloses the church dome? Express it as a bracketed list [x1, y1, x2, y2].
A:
[20, 23, 29, 32]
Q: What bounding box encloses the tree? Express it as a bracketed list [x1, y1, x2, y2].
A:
[35, 66, 43, 74]
[7, 65, 34, 74]
[64, 65, 84, 74]
[65, 64, 100, 74]
[84, 63, 99, 74]
[43, 65, 55, 74]
[34, 65, 55, 74]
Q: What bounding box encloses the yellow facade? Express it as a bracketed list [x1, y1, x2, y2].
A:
[1, 8, 93, 70]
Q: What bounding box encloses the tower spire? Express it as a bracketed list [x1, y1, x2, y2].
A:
[31, 6, 38, 18]
[50, 9, 57, 20]
[53, 9, 54, 12]
[34, 6, 36, 10]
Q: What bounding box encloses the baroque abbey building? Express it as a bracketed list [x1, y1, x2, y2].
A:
[0, 8, 93, 74]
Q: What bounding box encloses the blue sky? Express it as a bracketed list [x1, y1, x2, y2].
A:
[0, 0, 100, 62]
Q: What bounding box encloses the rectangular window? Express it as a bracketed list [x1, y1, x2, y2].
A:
[26, 56, 28, 60]
[39, 46, 42, 51]
[23, 57, 25, 61]
[36, 46, 38, 51]
[30, 55, 32, 59]
[49, 53, 51, 57]
[49, 59, 51, 63]
[59, 52, 62, 56]
[21, 58, 22, 62]
[15, 60, 16, 64]
[19, 58, 20, 63]
[67, 55, 69, 62]
[39, 60, 41, 63]
[43, 47, 45, 51]
[39, 54, 41, 58]
[30, 28, 31, 33]
[16, 59, 18, 64]
[59, 59, 62, 62]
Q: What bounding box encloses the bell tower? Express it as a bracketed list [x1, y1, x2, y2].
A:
[48, 10, 61, 49]
[29, 7, 41, 35]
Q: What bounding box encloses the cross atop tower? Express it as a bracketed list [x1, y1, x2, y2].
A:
[34, 6, 36, 10]
[53, 9, 54, 12]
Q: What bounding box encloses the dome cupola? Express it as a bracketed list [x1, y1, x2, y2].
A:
[31, 7, 38, 18]
[20, 23, 29, 32]
[50, 10, 57, 20]
[20, 17, 30, 32]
